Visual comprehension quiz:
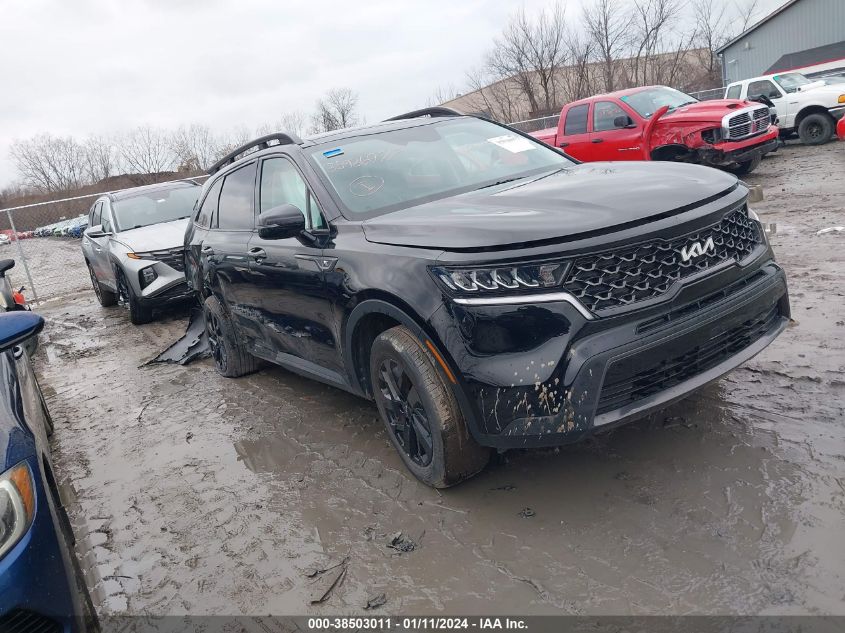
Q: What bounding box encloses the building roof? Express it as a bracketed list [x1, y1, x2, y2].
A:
[764, 39, 845, 73]
[716, 0, 802, 54]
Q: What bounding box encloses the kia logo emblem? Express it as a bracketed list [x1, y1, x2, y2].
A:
[680, 237, 715, 262]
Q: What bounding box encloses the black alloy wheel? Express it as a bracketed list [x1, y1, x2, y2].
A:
[377, 357, 434, 467]
[205, 308, 227, 371]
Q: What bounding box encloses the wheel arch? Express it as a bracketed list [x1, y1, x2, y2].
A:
[650, 143, 693, 162]
[344, 293, 487, 445]
[344, 293, 430, 398]
[795, 105, 833, 127]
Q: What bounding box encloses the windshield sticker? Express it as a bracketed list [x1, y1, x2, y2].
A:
[487, 135, 536, 153]
[349, 175, 385, 197]
[323, 148, 344, 158]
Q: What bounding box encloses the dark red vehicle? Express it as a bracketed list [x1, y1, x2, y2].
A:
[531, 85, 779, 175]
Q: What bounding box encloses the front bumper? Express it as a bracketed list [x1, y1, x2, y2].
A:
[432, 257, 789, 449]
[699, 130, 780, 167]
[136, 279, 192, 307]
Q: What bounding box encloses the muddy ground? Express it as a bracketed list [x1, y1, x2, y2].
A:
[29, 140, 845, 616]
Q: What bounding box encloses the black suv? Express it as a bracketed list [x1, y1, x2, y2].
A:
[184, 108, 790, 487]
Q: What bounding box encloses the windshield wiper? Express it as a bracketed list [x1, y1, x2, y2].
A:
[476, 176, 526, 190]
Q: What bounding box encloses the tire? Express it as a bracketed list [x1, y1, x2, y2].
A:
[117, 270, 152, 325]
[797, 113, 833, 145]
[88, 263, 116, 307]
[370, 326, 490, 488]
[725, 154, 761, 175]
[203, 295, 259, 378]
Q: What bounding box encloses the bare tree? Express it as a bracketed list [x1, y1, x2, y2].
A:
[9, 134, 89, 192]
[310, 88, 360, 133]
[486, 3, 568, 116]
[170, 124, 222, 172]
[582, 0, 630, 92]
[559, 28, 596, 102]
[280, 111, 307, 138]
[736, 0, 760, 33]
[691, 0, 732, 87]
[428, 84, 462, 107]
[83, 135, 118, 183]
[627, 0, 683, 87]
[463, 66, 524, 122]
[120, 126, 175, 180]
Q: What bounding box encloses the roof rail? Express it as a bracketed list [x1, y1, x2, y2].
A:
[384, 106, 463, 122]
[208, 132, 303, 175]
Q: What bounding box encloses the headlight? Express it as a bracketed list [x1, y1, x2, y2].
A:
[431, 260, 571, 296]
[0, 462, 36, 560]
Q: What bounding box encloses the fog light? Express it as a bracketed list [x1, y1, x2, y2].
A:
[140, 266, 157, 288]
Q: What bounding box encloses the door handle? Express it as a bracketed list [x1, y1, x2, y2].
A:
[591, 138, 604, 143]
[559, 142, 569, 148]
[248, 247, 267, 260]
[200, 245, 214, 254]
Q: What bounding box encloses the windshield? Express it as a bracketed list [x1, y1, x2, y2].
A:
[620, 87, 698, 118]
[307, 119, 572, 217]
[112, 185, 199, 231]
[773, 73, 812, 93]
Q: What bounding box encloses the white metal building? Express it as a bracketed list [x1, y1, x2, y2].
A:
[717, 0, 845, 83]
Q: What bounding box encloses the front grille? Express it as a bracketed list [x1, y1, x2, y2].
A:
[596, 303, 781, 415]
[0, 609, 62, 633]
[135, 247, 185, 272]
[725, 106, 770, 140]
[564, 207, 761, 313]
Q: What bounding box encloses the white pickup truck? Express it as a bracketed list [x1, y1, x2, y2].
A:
[724, 72, 845, 144]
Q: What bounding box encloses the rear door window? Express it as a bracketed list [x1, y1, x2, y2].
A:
[726, 84, 742, 99]
[564, 104, 590, 135]
[216, 163, 257, 230]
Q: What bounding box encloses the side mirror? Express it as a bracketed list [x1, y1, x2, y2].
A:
[614, 115, 636, 129]
[86, 224, 112, 239]
[257, 204, 306, 240]
[0, 312, 44, 353]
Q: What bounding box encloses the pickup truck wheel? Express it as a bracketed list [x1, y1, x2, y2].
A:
[88, 263, 116, 307]
[117, 270, 153, 325]
[203, 295, 259, 378]
[798, 113, 833, 145]
[370, 326, 490, 488]
[725, 155, 761, 175]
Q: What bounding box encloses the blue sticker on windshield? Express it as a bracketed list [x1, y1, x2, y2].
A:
[323, 148, 343, 158]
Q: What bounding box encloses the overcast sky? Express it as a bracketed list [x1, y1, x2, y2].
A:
[0, 0, 785, 188]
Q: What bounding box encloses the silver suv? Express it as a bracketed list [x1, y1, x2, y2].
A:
[82, 181, 200, 324]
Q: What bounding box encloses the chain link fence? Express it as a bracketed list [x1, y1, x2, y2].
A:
[0, 176, 207, 305]
[509, 115, 560, 133]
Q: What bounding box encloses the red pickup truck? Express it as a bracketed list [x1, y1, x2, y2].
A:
[531, 85, 779, 175]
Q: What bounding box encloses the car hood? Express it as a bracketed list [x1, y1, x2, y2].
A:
[113, 218, 189, 252]
[657, 99, 752, 124]
[361, 162, 738, 250]
[795, 83, 845, 98]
